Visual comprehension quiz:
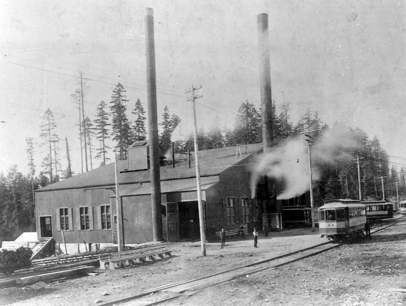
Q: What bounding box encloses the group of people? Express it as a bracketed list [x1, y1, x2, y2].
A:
[218, 220, 372, 250]
[219, 225, 260, 249]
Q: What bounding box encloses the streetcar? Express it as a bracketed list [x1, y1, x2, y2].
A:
[399, 200, 406, 215]
[318, 199, 366, 241]
[361, 200, 394, 223]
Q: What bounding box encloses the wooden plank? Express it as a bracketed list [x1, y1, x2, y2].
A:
[16, 266, 96, 284]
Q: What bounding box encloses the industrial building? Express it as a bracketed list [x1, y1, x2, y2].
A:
[35, 143, 274, 253]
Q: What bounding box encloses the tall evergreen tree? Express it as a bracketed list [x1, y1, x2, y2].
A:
[132, 99, 147, 142]
[25, 137, 36, 219]
[231, 101, 261, 145]
[63, 137, 73, 179]
[84, 117, 95, 170]
[159, 106, 181, 153]
[110, 83, 131, 160]
[94, 100, 110, 165]
[39, 109, 59, 182]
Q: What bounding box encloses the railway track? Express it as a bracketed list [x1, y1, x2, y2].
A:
[100, 220, 400, 306]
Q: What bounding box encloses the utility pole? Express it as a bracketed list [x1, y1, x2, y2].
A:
[186, 84, 206, 256]
[356, 155, 362, 200]
[381, 176, 385, 201]
[114, 154, 123, 251]
[396, 181, 399, 208]
[80, 72, 88, 172]
[303, 132, 315, 231]
[77, 92, 83, 174]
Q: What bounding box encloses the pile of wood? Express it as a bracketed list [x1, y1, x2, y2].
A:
[0, 247, 32, 275]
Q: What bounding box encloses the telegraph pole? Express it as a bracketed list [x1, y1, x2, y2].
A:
[80, 72, 88, 172]
[114, 154, 123, 251]
[381, 176, 385, 201]
[186, 84, 206, 256]
[356, 155, 362, 200]
[396, 181, 399, 208]
[303, 132, 315, 231]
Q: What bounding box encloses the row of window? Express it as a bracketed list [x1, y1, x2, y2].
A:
[58, 205, 112, 231]
[58, 197, 254, 230]
[226, 198, 252, 225]
[319, 207, 366, 221]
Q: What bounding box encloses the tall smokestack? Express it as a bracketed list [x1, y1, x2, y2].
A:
[257, 13, 273, 152]
[145, 7, 163, 242]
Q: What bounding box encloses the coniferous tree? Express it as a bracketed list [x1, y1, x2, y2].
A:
[63, 137, 73, 179]
[94, 100, 110, 166]
[52, 134, 61, 182]
[110, 83, 131, 160]
[84, 117, 95, 170]
[231, 101, 261, 145]
[132, 99, 147, 142]
[39, 109, 59, 182]
[25, 137, 36, 219]
[159, 106, 181, 153]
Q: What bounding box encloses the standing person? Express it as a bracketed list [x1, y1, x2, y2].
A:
[365, 220, 371, 239]
[253, 227, 259, 248]
[238, 223, 245, 237]
[220, 228, 226, 249]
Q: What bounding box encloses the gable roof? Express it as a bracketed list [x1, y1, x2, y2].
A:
[37, 143, 263, 192]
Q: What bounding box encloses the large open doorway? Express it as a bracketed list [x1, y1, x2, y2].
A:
[39, 216, 52, 237]
[178, 201, 200, 240]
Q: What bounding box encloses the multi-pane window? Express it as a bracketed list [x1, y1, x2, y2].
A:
[226, 198, 235, 224]
[241, 198, 250, 223]
[60, 208, 70, 231]
[101, 205, 111, 229]
[79, 207, 90, 230]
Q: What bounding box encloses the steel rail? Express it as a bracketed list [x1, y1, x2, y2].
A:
[100, 219, 402, 306]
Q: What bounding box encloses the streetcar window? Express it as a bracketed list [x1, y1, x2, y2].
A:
[336, 210, 345, 220]
[326, 211, 336, 221]
[319, 211, 325, 220]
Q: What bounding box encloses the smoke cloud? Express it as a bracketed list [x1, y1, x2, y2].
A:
[251, 125, 361, 200]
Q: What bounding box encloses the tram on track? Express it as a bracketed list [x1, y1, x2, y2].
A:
[399, 200, 406, 215]
[318, 199, 366, 241]
[361, 200, 394, 223]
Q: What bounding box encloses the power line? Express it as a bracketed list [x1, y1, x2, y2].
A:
[2, 60, 185, 98]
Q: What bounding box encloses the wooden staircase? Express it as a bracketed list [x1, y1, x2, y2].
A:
[31, 238, 54, 260]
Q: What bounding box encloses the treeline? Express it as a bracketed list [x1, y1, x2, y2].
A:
[0, 90, 403, 241]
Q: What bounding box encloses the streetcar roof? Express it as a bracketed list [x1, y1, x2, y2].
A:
[319, 203, 366, 209]
[324, 199, 361, 204]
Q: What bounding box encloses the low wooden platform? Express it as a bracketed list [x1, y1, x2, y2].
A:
[16, 265, 96, 285]
[99, 247, 172, 270]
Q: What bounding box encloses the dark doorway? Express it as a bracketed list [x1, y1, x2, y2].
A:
[178, 201, 200, 240]
[40, 216, 52, 237]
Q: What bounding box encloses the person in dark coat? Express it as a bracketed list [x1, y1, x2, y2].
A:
[238, 223, 245, 237]
[220, 228, 226, 249]
[253, 227, 259, 247]
[365, 220, 371, 239]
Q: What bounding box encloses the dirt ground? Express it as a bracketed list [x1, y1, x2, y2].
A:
[1, 218, 406, 306]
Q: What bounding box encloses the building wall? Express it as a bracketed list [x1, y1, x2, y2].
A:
[206, 156, 254, 231]
[36, 188, 116, 244]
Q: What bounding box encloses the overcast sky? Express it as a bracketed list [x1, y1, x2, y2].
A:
[0, 0, 405, 176]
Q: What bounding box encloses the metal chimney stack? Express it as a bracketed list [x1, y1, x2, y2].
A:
[257, 13, 273, 152]
[145, 7, 163, 242]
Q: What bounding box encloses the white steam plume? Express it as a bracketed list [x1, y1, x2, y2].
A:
[251, 125, 361, 200]
[251, 136, 317, 200]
